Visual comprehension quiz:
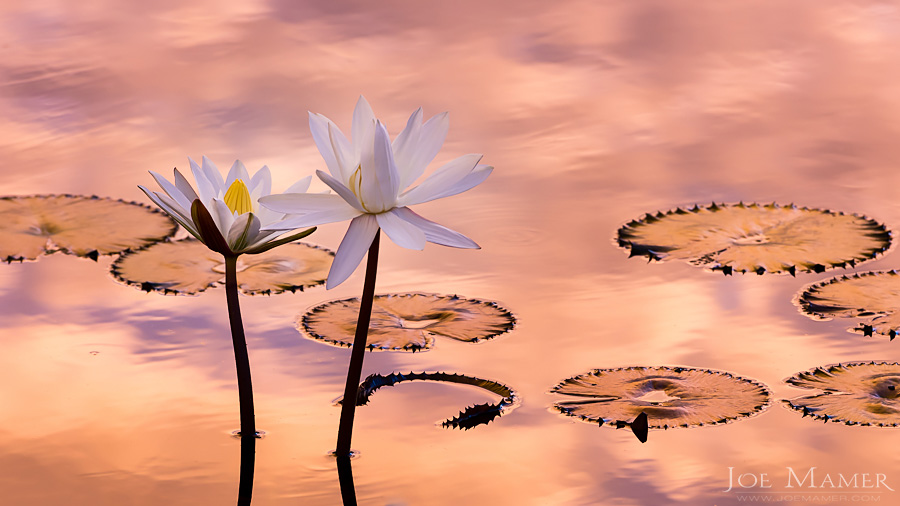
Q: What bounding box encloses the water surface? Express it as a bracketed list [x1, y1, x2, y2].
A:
[3, 1, 900, 504]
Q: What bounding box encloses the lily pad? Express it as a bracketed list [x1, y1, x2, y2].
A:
[300, 293, 516, 352]
[111, 239, 332, 295]
[616, 203, 890, 275]
[783, 362, 900, 427]
[0, 194, 177, 262]
[339, 371, 519, 430]
[796, 271, 900, 340]
[551, 366, 771, 429]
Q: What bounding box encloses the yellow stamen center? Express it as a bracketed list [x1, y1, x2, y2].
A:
[224, 179, 253, 215]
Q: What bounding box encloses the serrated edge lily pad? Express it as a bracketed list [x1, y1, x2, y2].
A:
[337, 371, 520, 430]
[795, 270, 900, 340]
[0, 194, 177, 262]
[783, 361, 900, 427]
[300, 293, 516, 352]
[550, 366, 772, 431]
[110, 238, 333, 295]
[616, 202, 891, 276]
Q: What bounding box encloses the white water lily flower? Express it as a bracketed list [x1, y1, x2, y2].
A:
[259, 96, 492, 289]
[139, 156, 315, 256]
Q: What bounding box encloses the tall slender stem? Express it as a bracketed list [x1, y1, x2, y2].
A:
[335, 231, 381, 457]
[225, 255, 256, 504]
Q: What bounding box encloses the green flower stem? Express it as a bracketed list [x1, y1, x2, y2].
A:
[335, 230, 381, 457]
[224, 255, 256, 504]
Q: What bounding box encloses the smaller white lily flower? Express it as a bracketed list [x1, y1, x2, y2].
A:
[260, 96, 492, 288]
[139, 156, 315, 256]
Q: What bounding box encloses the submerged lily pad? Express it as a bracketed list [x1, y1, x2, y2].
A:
[783, 362, 900, 426]
[339, 371, 519, 430]
[617, 203, 890, 275]
[300, 293, 516, 352]
[0, 194, 177, 262]
[551, 366, 771, 430]
[111, 239, 332, 295]
[796, 271, 900, 339]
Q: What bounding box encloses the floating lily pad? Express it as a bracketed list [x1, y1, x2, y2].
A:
[339, 371, 519, 430]
[550, 366, 771, 430]
[0, 194, 177, 262]
[783, 362, 900, 427]
[111, 239, 332, 295]
[616, 203, 890, 275]
[300, 293, 516, 352]
[796, 271, 900, 339]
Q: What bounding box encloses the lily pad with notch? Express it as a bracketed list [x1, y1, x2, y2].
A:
[300, 293, 516, 352]
[337, 371, 519, 430]
[0, 194, 177, 262]
[111, 239, 333, 295]
[550, 366, 771, 433]
[783, 361, 900, 427]
[796, 270, 900, 340]
[616, 202, 890, 275]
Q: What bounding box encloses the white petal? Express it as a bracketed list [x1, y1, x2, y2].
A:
[248, 165, 272, 197]
[423, 164, 493, 202]
[209, 198, 236, 237]
[316, 170, 365, 212]
[392, 107, 422, 183]
[355, 121, 395, 212]
[327, 214, 379, 289]
[283, 175, 312, 194]
[244, 229, 286, 250]
[398, 154, 487, 206]
[225, 160, 251, 188]
[201, 156, 225, 193]
[227, 212, 262, 252]
[309, 112, 345, 180]
[190, 157, 218, 204]
[253, 203, 281, 226]
[376, 208, 426, 250]
[261, 205, 362, 230]
[400, 111, 449, 190]
[260, 192, 356, 214]
[393, 206, 479, 249]
[247, 166, 271, 211]
[173, 168, 200, 203]
[139, 186, 199, 238]
[149, 170, 192, 211]
[372, 120, 400, 206]
[351, 96, 376, 155]
[327, 122, 356, 185]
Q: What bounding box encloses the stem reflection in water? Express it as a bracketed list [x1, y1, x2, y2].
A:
[336, 455, 358, 506]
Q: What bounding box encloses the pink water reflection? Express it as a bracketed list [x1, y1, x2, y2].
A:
[3, 1, 900, 505]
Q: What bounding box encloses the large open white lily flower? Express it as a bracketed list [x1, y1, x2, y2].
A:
[259, 96, 492, 289]
[139, 156, 314, 256]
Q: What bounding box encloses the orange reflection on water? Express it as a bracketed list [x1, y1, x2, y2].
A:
[3, 0, 900, 504]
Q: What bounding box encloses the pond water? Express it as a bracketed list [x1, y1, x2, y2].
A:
[3, 1, 900, 505]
